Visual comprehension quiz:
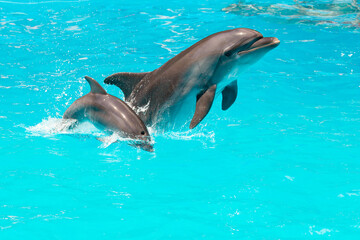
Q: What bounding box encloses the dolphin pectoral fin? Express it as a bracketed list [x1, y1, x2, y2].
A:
[190, 84, 217, 129]
[104, 72, 149, 99]
[221, 80, 238, 110]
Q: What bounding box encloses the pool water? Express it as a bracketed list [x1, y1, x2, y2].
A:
[1, 0, 360, 238]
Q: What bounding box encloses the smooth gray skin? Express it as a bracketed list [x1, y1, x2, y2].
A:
[105, 28, 280, 130]
[63, 76, 153, 151]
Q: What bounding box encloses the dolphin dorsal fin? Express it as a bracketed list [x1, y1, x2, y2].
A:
[104, 72, 149, 100]
[85, 76, 107, 95]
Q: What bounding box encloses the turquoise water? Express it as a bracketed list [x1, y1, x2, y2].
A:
[1, 0, 360, 238]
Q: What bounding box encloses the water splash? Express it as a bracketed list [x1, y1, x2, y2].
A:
[132, 100, 150, 116]
[97, 132, 134, 148]
[156, 125, 216, 143]
[26, 117, 156, 150]
[25, 117, 106, 143]
[26, 117, 80, 136]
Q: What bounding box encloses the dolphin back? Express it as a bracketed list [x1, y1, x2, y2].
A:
[64, 76, 108, 119]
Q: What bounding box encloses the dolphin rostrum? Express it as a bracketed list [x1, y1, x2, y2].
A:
[104, 28, 280, 130]
[63, 76, 153, 151]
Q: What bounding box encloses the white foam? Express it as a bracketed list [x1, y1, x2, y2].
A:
[98, 132, 133, 148]
[133, 100, 150, 115]
[26, 117, 215, 149]
[26, 117, 104, 139]
[26, 117, 156, 149]
[158, 127, 215, 143]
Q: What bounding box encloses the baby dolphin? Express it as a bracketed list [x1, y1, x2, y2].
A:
[63, 76, 153, 151]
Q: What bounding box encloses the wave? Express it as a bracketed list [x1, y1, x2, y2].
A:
[223, 0, 360, 28]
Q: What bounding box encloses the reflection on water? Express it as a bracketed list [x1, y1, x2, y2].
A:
[223, 0, 360, 28]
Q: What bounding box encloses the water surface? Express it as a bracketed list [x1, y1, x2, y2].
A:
[1, 0, 360, 238]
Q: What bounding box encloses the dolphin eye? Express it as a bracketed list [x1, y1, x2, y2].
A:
[141, 131, 145, 135]
[224, 51, 232, 57]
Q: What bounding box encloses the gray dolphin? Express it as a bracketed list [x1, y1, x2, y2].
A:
[104, 28, 280, 129]
[63, 76, 153, 151]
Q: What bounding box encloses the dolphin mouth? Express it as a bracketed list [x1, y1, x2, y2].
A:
[130, 141, 154, 152]
[129, 136, 154, 152]
[238, 37, 280, 55]
[135, 142, 154, 152]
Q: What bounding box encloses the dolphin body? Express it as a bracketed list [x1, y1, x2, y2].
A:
[63, 76, 153, 151]
[104, 28, 280, 130]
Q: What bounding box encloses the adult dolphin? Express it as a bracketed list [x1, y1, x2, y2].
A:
[63, 76, 153, 151]
[104, 28, 280, 129]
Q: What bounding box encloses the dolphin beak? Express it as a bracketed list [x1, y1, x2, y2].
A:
[133, 141, 154, 152]
[142, 143, 154, 152]
[238, 37, 280, 55]
[251, 37, 280, 48]
[130, 136, 154, 152]
[238, 37, 280, 54]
